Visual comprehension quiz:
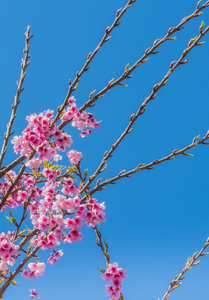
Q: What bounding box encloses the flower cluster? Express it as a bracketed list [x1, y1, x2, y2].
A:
[0, 232, 19, 271]
[22, 262, 45, 279]
[61, 96, 100, 137]
[0, 97, 127, 299]
[83, 198, 106, 227]
[102, 262, 127, 299]
[10, 96, 99, 171]
[11, 108, 72, 168]
[67, 150, 83, 165]
[47, 250, 63, 264]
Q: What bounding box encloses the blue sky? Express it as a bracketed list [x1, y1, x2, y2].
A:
[0, 0, 209, 299]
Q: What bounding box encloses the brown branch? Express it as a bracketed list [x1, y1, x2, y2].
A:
[52, 0, 137, 127]
[160, 237, 209, 300]
[76, 165, 125, 300]
[0, 26, 32, 169]
[17, 229, 39, 252]
[86, 132, 209, 197]
[13, 190, 36, 243]
[0, 0, 137, 179]
[58, 0, 209, 132]
[94, 227, 125, 300]
[77, 24, 209, 198]
[0, 149, 36, 210]
[76, 165, 110, 266]
[0, 245, 40, 298]
[1, 0, 208, 177]
[0, 155, 26, 179]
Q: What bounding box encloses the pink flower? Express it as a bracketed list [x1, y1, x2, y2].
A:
[108, 262, 119, 274]
[68, 229, 83, 242]
[66, 150, 83, 165]
[23, 262, 46, 278]
[30, 289, 40, 299]
[47, 254, 57, 265]
[102, 262, 127, 299]
[54, 249, 63, 259]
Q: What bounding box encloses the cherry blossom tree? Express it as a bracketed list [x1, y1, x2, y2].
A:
[0, 0, 209, 299]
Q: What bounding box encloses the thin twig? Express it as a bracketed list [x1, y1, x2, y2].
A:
[2, 0, 208, 176]
[58, 0, 209, 131]
[0, 156, 26, 179]
[85, 132, 209, 198]
[0, 26, 32, 169]
[13, 190, 35, 242]
[0, 245, 40, 298]
[76, 166, 125, 300]
[0, 0, 137, 179]
[0, 149, 36, 210]
[17, 229, 39, 252]
[52, 0, 137, 127]
[160, 237, 209, 300]
[77, 24, 209, 198]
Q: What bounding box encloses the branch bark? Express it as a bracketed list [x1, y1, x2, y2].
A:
[0, 26, 32, 169]
[77, 24, 209, 198]
[85, 132, 209, 198]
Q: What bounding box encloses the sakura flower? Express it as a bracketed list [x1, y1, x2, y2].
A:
[30, 289, 40, 299]
[66, 150, 83, 165]
[102, 262, 127, 299]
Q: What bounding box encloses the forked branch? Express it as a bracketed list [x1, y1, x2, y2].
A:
[78, 24, 209, 198]
[52, 0, 137, 126]
[59, 0, 209, 132]
[86, 132, 209, 197]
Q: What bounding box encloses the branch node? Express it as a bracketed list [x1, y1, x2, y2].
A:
[130, 113, 135, 121]
[151, 51, 159, 55]
[196, 0, 201, 9]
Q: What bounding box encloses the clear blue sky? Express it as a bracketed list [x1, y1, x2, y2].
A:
[0, 0, 209, 299]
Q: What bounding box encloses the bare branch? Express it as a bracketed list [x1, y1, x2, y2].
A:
[77, 25, 209, 198]
[160, 238, 209, 300]
[0, 155, 26, 179]
[58, 0, 209, 132]
[52, 0, 137, 126]
[86, 132, 209, 197]
[0, 26, 32, 169]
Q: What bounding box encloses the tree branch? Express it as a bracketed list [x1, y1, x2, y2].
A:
[160, 237, 209, 300]
[0, 26, 32, 169]
[52, 0, 137, 126]
[0, 245, 40, 298]
[0, 149, 36, 210]
[0, 0, 137, 179]
[2, 0, 208, 176]
[86, 132, 209, 197]
[77, 24, 209, 198]
[58, 0, 209, 132]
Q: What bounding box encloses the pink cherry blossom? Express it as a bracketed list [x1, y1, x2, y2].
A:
[66, 150, 83, 165]
[102, 262, 127, 299]
[30, 289, 40, 299]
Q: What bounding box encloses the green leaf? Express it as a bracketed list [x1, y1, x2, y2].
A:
[84, 169, 88, 181]
[96, 266, 105, 273]
[26, 226, 32, 233]
[68, 166, 77, 173]
[6, 210, 18, 226]
[11, 280, 18, 286]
